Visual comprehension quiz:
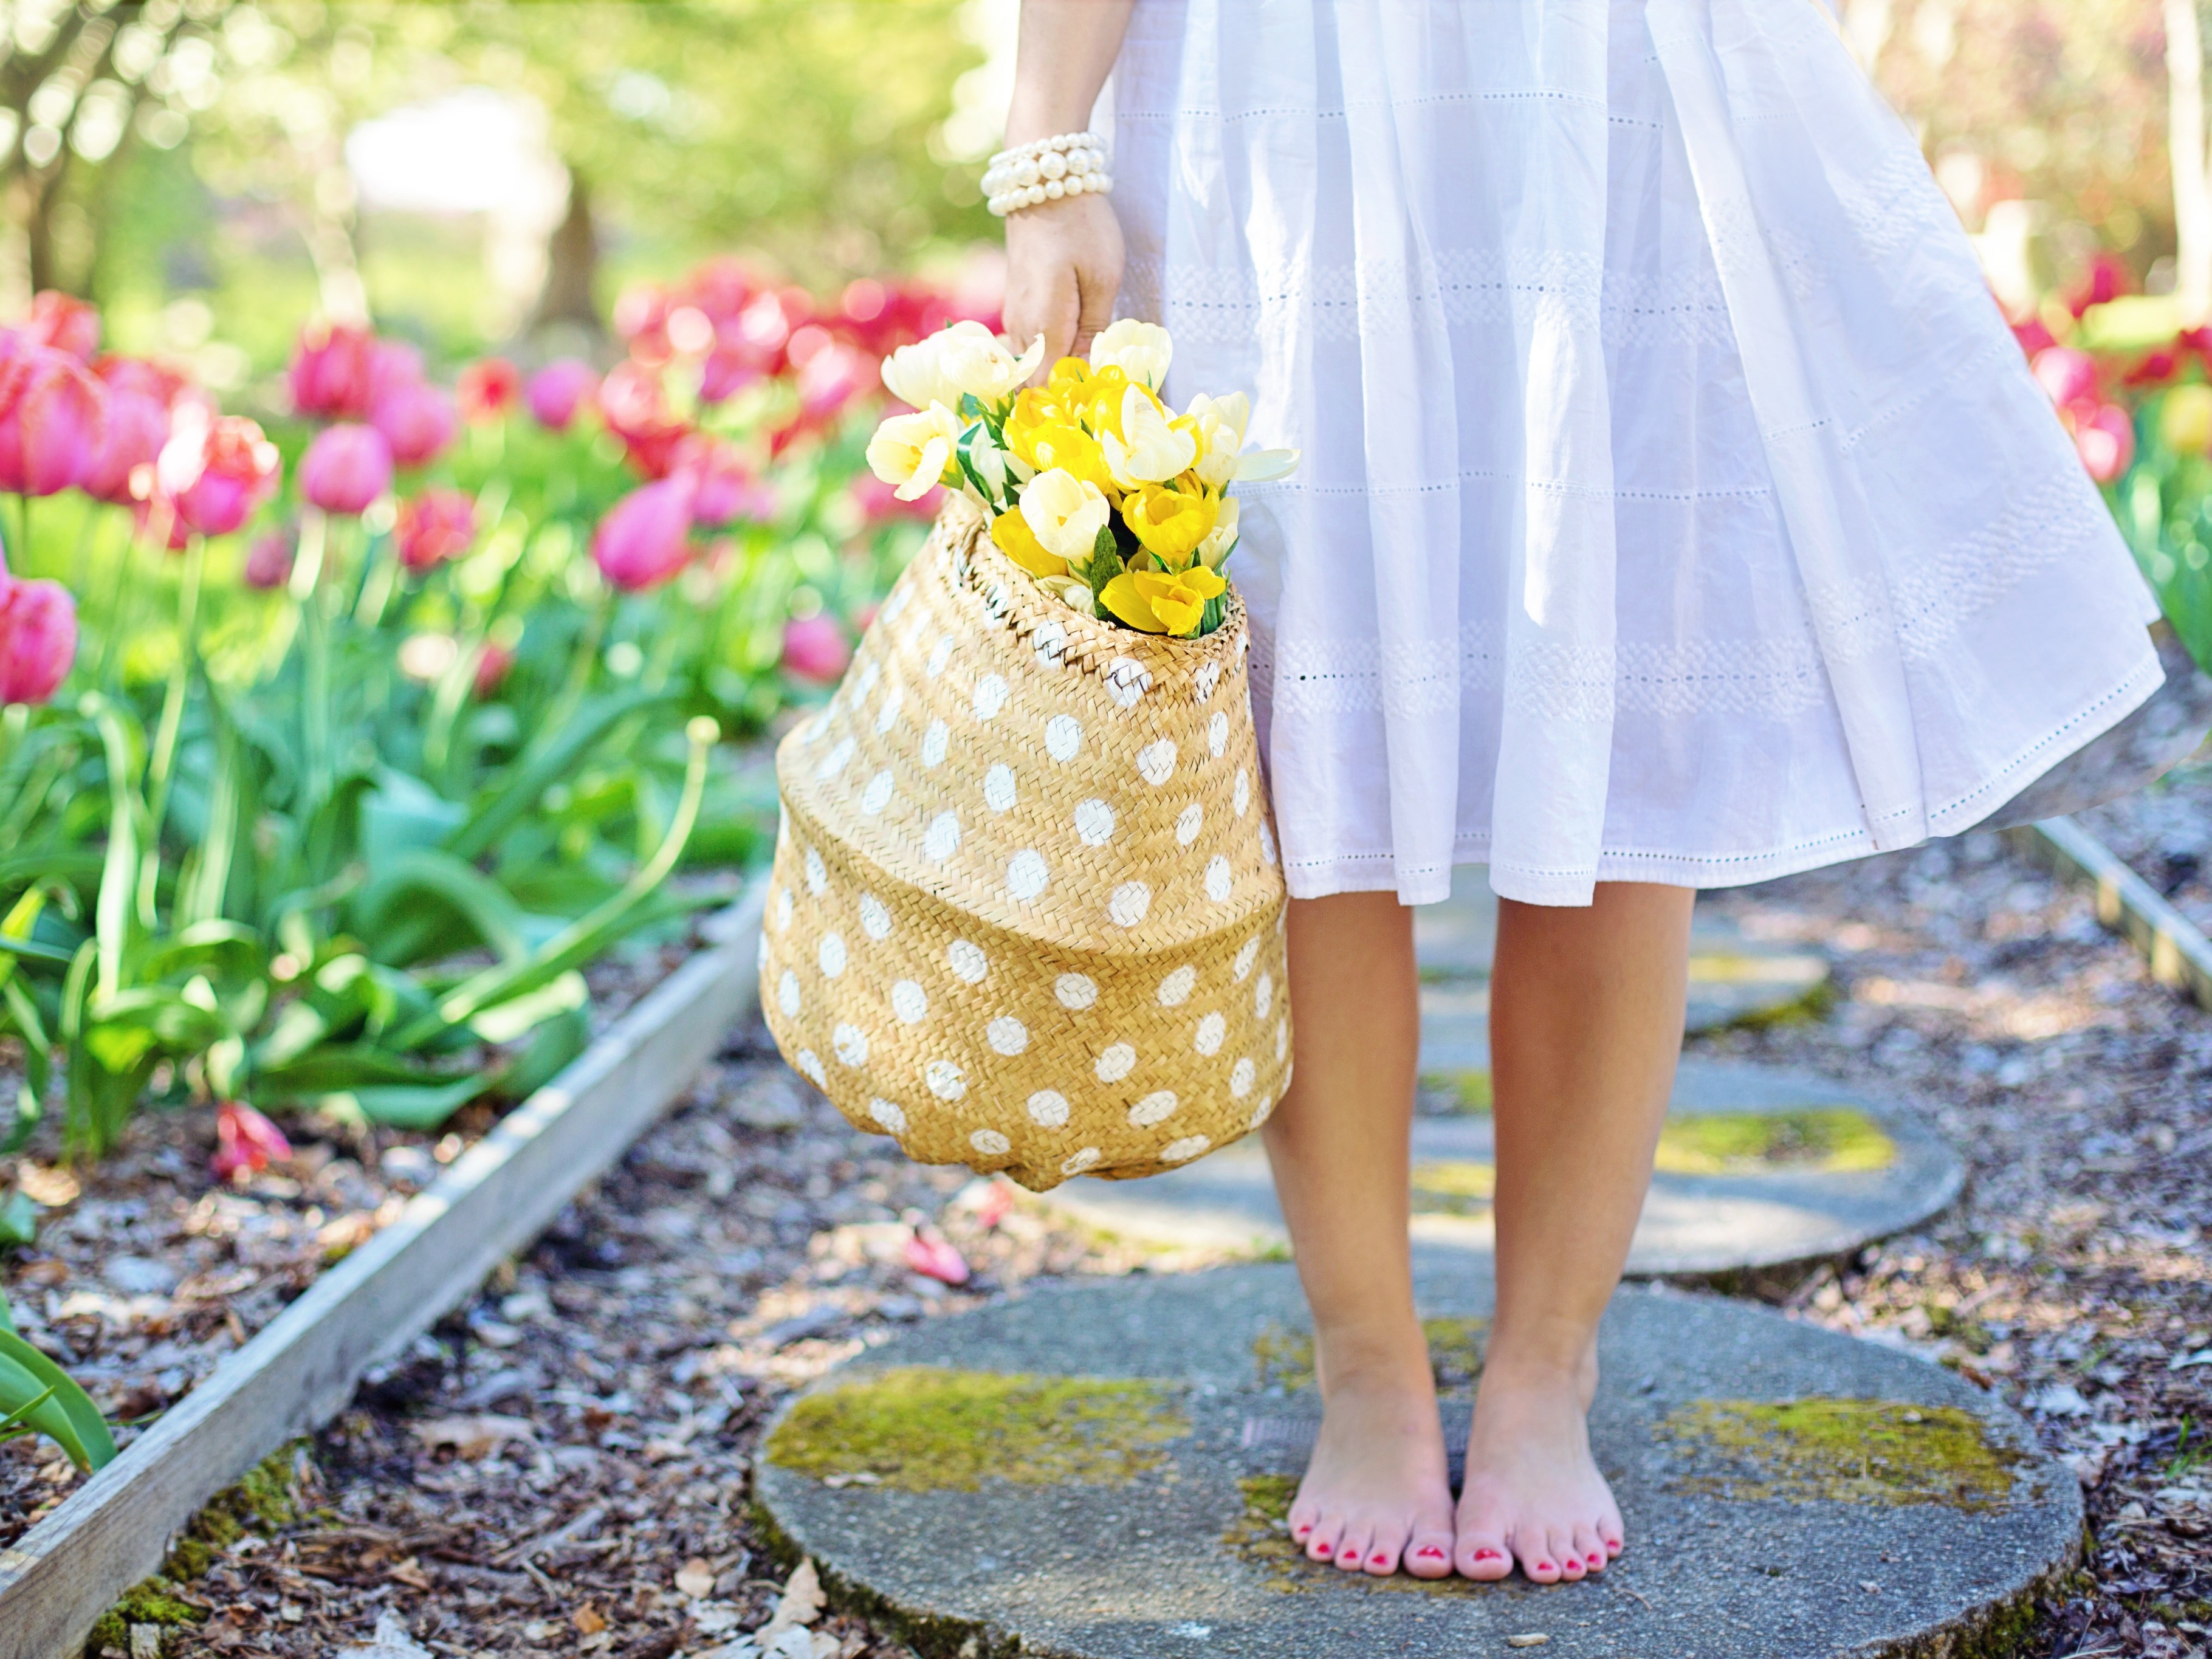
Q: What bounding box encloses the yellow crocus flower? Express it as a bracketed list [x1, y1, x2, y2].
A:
[1003, 386, 1073, 470]
[1049, 356, 1094, 391]
[1102, 564, 1226, 637]
[1028, 422, 1118, 495]
[1123, 482, 1219, 566]
[992, 508, 1068, 578]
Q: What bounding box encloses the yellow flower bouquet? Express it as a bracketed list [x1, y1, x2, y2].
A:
[865, 320, 1298, 638]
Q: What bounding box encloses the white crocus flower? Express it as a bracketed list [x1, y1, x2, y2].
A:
[866, 403, 965, 501]
[1101, 384, 1198, 488]
[961, 419, 1011, 509]
[882, 321, 1045, 414]
[1187, 390, 1300, 487]
[1088, 318, 1173, 388]
[1036, 574, 1096, 612]
[1194, 495, 1241, 569]
[1019, 467, 1113, 562]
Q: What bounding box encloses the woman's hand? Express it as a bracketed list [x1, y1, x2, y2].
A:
[1003, 191, 1125, 379]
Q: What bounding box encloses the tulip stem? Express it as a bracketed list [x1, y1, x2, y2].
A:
[12, 494, 27, 571]
[297, 513, 335, 815]
[547, 586, 613, 737]
[91, 510, 136, 687]
[142, 532, 207, 921]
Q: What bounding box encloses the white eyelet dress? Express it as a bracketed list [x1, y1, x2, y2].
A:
[1108, 0, 2165, 907]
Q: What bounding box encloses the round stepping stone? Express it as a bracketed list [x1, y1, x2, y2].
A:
[757, 1264, 2078, 1659]
[1031, 1059, 1963, 1276]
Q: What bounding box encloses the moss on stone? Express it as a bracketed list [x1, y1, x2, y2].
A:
[1253, 1317, 1486, 1395]
[1223, 1475, 1478, 1596]
[86, 1579, 205, 1653]
[764, 1367, 1187, 1492]
[1654, 1108, 1895, 1175]
[1408, 1159, 1496, 1217]
[1660, 1398, 2022, 1510]
[1417, 1069, 1492, 1113]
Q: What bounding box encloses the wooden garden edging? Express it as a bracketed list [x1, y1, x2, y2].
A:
[2008, 816, 2212, 1013]
[0, 883, 768, 1659]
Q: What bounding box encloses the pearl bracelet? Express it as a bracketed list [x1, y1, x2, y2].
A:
[983, 129, 1113, 218]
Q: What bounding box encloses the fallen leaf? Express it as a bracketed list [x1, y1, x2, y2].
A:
[821, 1470, 880, 1488]
[761, 1558, 825, 1640]
[410, 1413, 538, 1460]
[903, 1231, 969, 1285]
[676, 1556, 716, 1599]
[572, 1605, 608, 1636]
[1505, 1638, 1550, 1651]
[332, 1609, 432, 1659]
[385, 1554, 431, 1590]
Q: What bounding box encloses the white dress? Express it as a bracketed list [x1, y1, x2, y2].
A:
[1108, 0, 2165, 907]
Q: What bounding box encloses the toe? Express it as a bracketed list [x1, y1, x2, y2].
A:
[1514, 1530, 1562, 1584]
[1288, 1493, 1320, 1548]
[1551, 1525, 1588, 1581]
[1333, 1515, 1376, 1573]
[1571, 1521, 1606, 1576]
[1364, 1519, 1408, 1577]
[1305, 1511, 1345, 1564]
[1405, 1523, 1455, 1581]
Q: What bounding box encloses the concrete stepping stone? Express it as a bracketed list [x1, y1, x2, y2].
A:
[1031, 1059, 1965, 1276]
[757, 1264, 2078, 1659]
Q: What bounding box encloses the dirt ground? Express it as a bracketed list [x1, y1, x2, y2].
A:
[66, 830, 2212, 1659]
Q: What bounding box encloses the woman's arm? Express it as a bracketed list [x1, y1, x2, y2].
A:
[1001, 0, 1135, 371]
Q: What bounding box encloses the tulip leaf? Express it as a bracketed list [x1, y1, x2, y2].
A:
[0, 1331, 117, 1471]
[0, 1189, 36, 1248]
[1079, 529, 1125, 598]
[447, 688, 673, 862]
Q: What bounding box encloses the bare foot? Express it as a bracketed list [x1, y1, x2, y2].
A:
[1453, 1355, 1624, 1584]
[1287, 1338, 1457, 1579]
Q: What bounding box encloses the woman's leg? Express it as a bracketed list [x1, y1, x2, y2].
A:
[1262, 890, 1457, 1579]
[1454, 882, 1694, 1582]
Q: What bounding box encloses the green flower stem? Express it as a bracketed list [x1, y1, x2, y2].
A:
[145, 532, 207, 834]
[546, 585, 613, 739]
[293, 511, 335, 812]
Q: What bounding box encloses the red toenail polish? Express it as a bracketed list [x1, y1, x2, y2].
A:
[1537, 1561, 1555, 1572]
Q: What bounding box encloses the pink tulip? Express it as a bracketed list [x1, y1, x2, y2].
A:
[244, 526, 296, 590]
[24, 290, 100, 362]
[591, 475, 697, 592]
[456, 357, 520, 422]
[80, 385, 170, 505]
[525, 359, 597, 431]
[211, 1099, 292, 1182]
[95, 355, 189, 407]
[2032, 346, 2098, 410]
[0, 573, 77, 703]
[157, 411, 281, 538]
[394, 488, 476, 571]
[371, 379, 456, 468]
[473, 641, 515, 698]
[0, 347, 107, 496]
[597, 361, 685, 477]
[903, 1229, 970, 1286]
[797, 339, 872, 421]
[298, 423, 393, 516]
[781, 613, 851, 685]
[289, 321, 377, 419]
[2076, 404, 2135, 483]
[851, 472, 943, 525]
[672, 433, 772, 527]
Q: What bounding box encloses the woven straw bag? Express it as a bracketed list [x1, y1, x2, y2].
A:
[760, 496, 1291, 1192]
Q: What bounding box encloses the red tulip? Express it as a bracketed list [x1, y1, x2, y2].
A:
[0, 572, 77, 703]
[2076, 404, 2135, 483]
[781, 613, 851, 685]
[244, 525, 296, 590]
[456, 357, 520, 422]
[80, 385, 170, 505]
[371, 379, 456, 468]
[597, 361, 686, 476]
[24, 290, 100, 361]
[394, 488, 476, 571]
[2124, 348, 2182, 388]
[473, 640, 515, 698]
[0, 346, 107, 496]
[298, 423, 393, 516]
[902, 1229, 969, 1285]
[2032, 346, 2098, 410]
[211, 1099, 292, 1182]
[591, 475, 697, 591]
[524, 359, 597, 431]
[2068, 253, 2129, 320]
[157, 410, 281, 537]
[289, 320, 377, 419]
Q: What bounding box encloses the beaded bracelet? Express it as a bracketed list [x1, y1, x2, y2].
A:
[983, 129, 1113, 218]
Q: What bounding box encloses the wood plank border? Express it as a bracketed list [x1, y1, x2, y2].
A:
[2007, 816, 2212, 1012]
[0, 883, 768, 1659]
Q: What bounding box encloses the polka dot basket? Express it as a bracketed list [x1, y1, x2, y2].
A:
[761, 496, 1291, 1192]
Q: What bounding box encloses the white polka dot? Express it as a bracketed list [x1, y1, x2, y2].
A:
[1104, 657, 1152, 708]
[1032, 619, 1067, 667]
[926, 1060, 966, 1100]
[1128, 1089, 1178, 1126]
[1234, 770, 1251, 817]
[1096, 1042, 1136, 1083]
[854, 659, 881, 698]
[1027, 1090, 1070, 1127]
[803, 847, 828, 896]
[1205, 857, 1232, 903]
[1176, 803, 1203, 845]
[1194, 661, 1221, 702]
[795, 1048, 826, 1088]
[1255, 972, 1274, 1018]
[1159, 1135, 1210, 1163]
[860, 769, 894, 814]
[973, 673, 1009, 720]
[778, 970, 800, 1017]
[834, 1023, 870, 1066]
[818, 932, 848, 978]
[799, 716, 826, 744]
[1062, 1147, 1101, 1175]
[984, 763, 1017, 812]
[891, 979, 929, 1023]
[876, 685, 903, 734]
[869, 1097, 907, 1133]
[1056, 974, 1097, 1011]
[1233, 938, 1260, 981]
[970, 1128, 1011, 1156]
[1045, 715, 1082, 762]
[1008, 849, 1049, 901]
[882, 585, 911, 622]
[1074, 798, 1115, 846]
[756, 932, 770, 972]
[946, 940, 988, 983]
[1157, 965, 1196, 1006]
[860, 893, 892, 940]
[1208, 711, 1229, 757]
[1108, 881, 1152, 928]
[774, 887, 794, 932]
[927, 635, 955, 676]
[923, 811, 961, 862]
[1276, 1018, 1290, 1060]
[987, 1016, 1029, 1055]
[922, 719, 950, 768]
[1248, 1095, 1275, 1131]
[815, 736, 855, 781]
[1260, 822, 1277, 864]
[1194, 1012, 1226, 1056]
[1136, 740, 1177, 786]
[1230, 1057, 1256, 1097]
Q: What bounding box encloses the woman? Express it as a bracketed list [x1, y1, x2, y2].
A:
[995, 0, 2161, 1583]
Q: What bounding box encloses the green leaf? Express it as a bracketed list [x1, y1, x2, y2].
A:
[335, 1074, 490, 1130]
[351, 850, 543, 969]
[448, 688, 675, 862]
[1079, 527, 1125, 596]
[0, 1190, 35, 1248]
[488, 1001, 591, 1101]
[0, 1331, 116, 1471]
